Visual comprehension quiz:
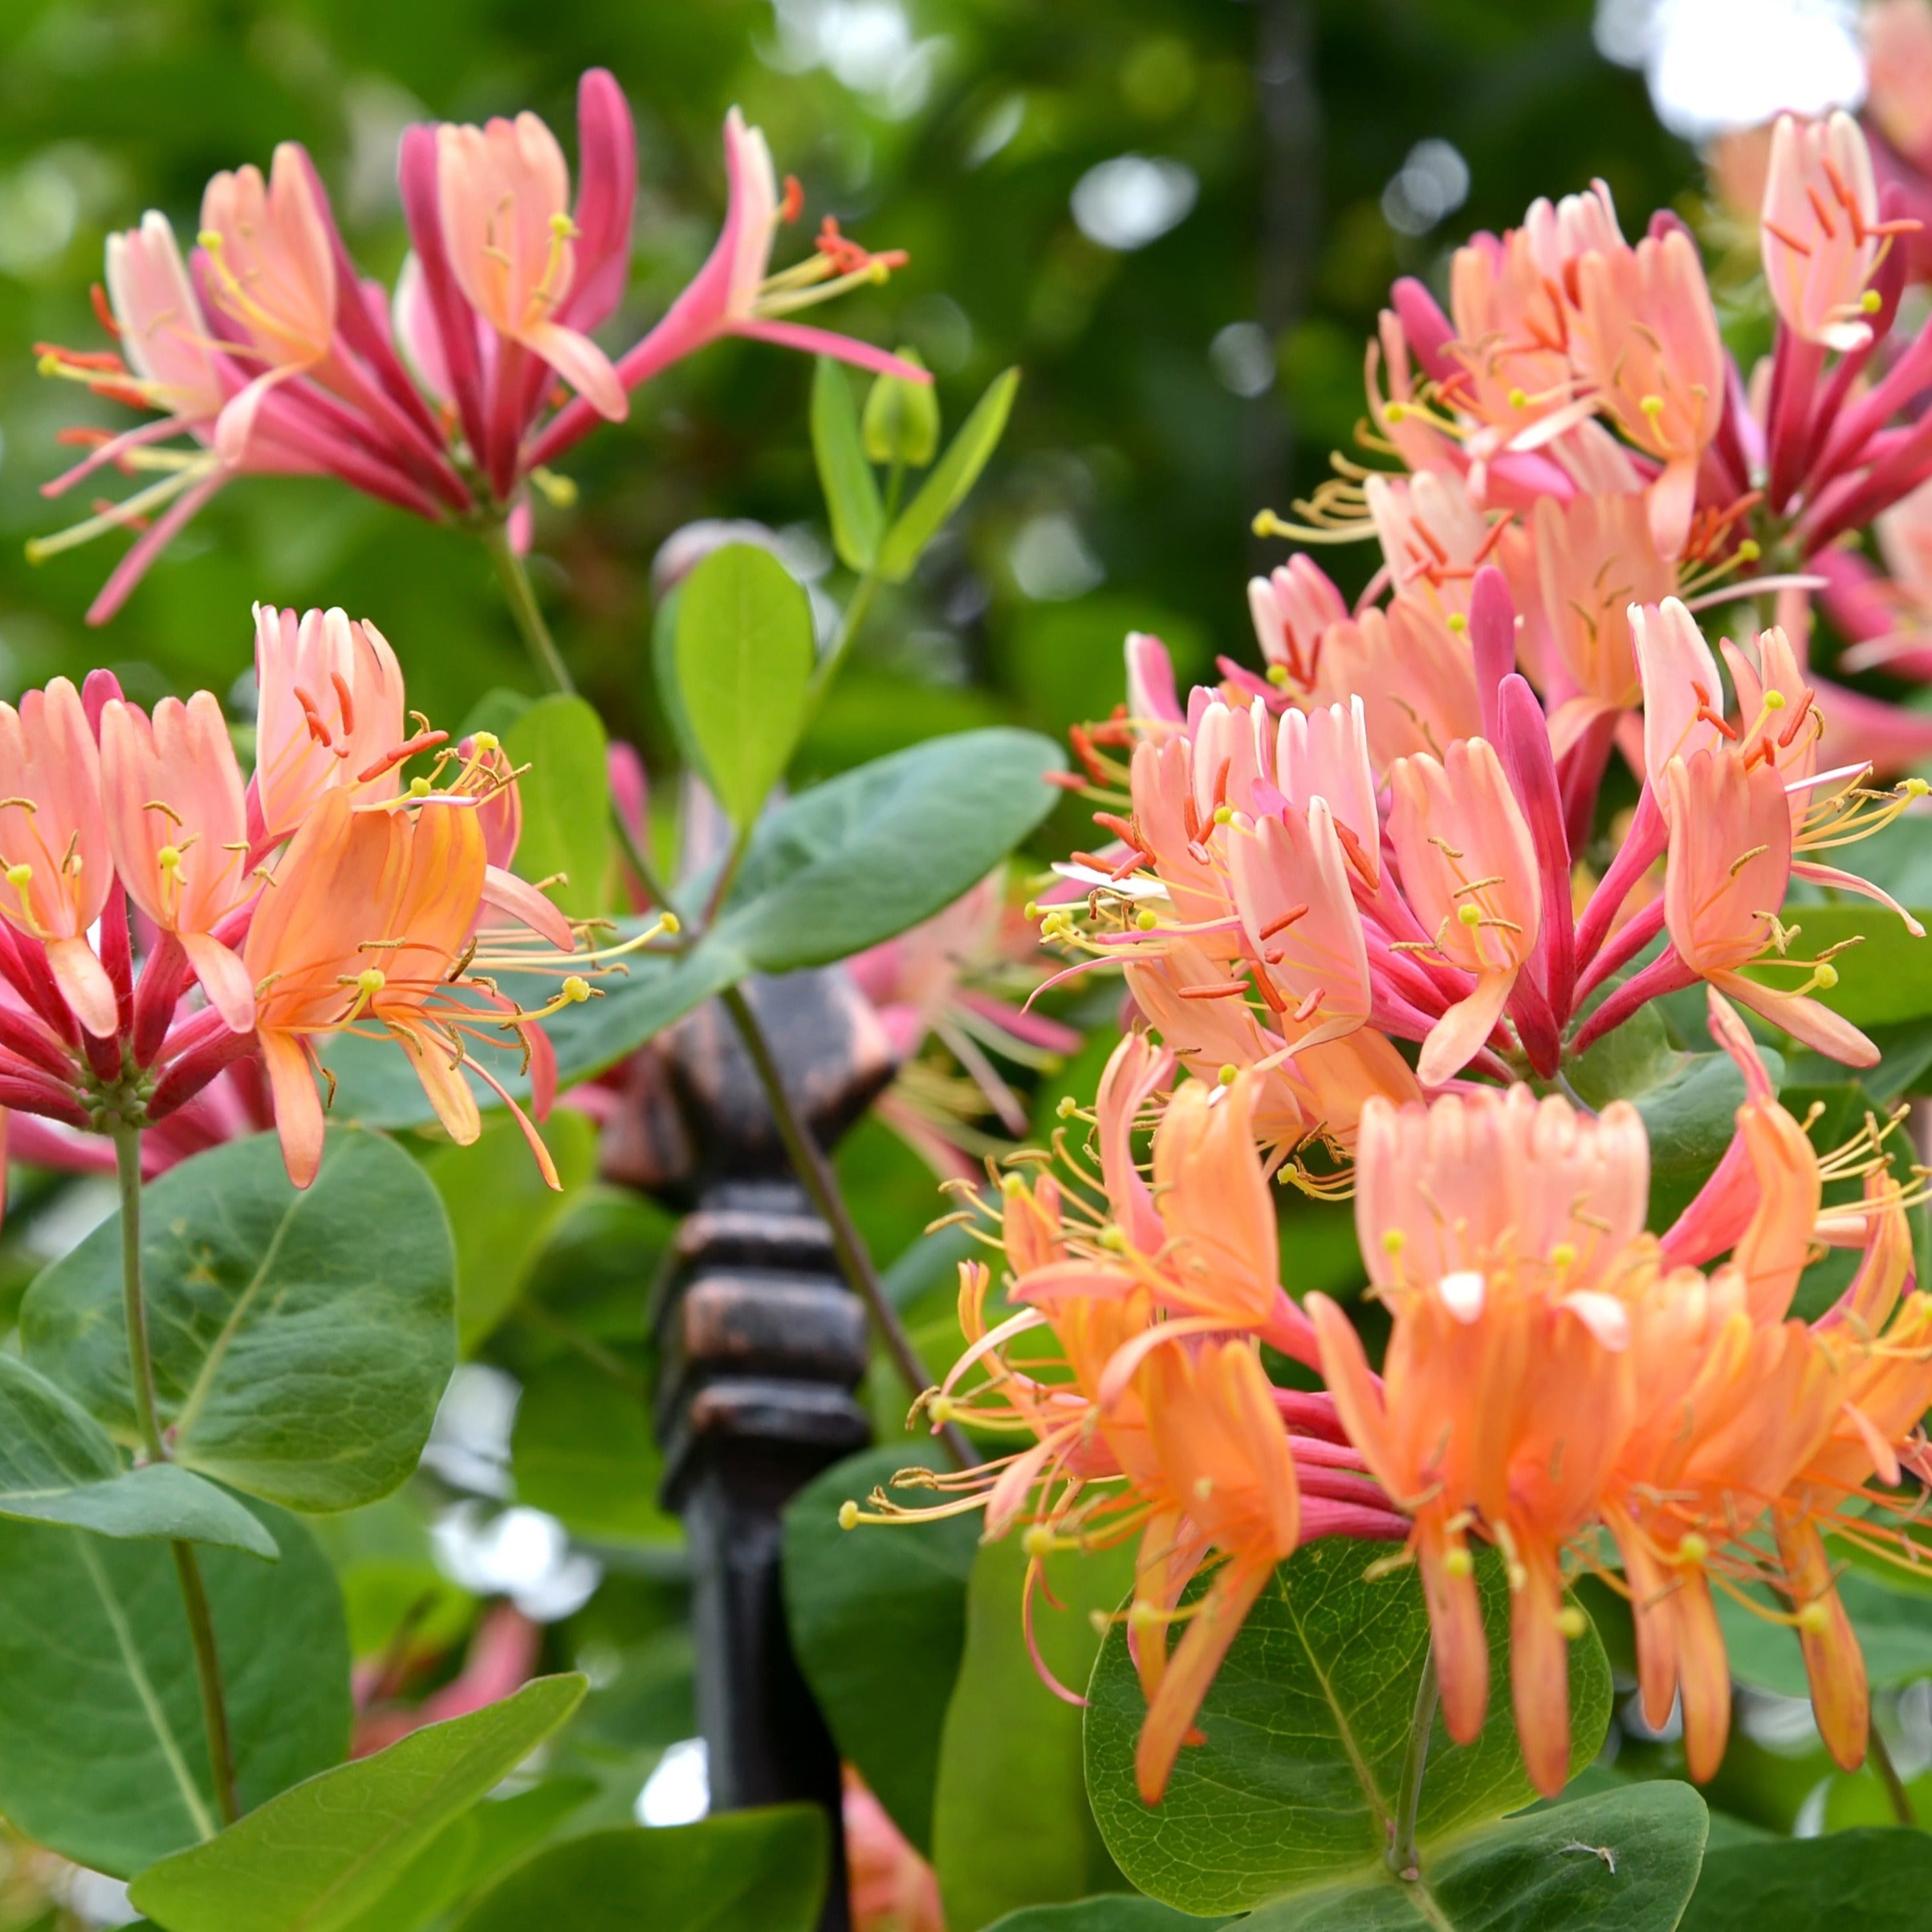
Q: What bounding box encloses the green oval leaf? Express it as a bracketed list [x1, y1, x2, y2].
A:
[503, 693, 612, 921]
[812, 359, 885, 568]
[1084, 1544, 1612, 1916]
[1751, 903, 1932, 1029]
[985, 1903, 1232, 1932]
[1679, 1825, 1932, 1932]
[510, 1355, 680, 1546]
[783, 1442, 980, 1854]
[449, 1812, 828, 1932]
[0, 1500, 348, 1877]
[877, 368, 1019, 582]
[0, 1354, 275, 1555]
[22, 1130, 456, 1513]
[128, 1674, 587, 1932]
[671, 543, 816, 832]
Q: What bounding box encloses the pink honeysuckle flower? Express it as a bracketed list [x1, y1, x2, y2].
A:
[1269, 696, 1381, 883]
[1385, 736, 1542, 1087]
[1761, 111, 1888, 352]
[1569, 226, 1726, 558]
[249, 603, 413, 850]
[1633, 595, 1727, 788]
[100, 692, 257, 1031]
[529, 105, 926, 470]
[0, 677, 119, 1038]
[1246, 553, 1351, 695]
[1865, 0, 1932, 177]
[435, 110, 628, 425]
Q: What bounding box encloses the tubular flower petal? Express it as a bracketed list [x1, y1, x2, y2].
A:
[1762, 112, 1885, 352]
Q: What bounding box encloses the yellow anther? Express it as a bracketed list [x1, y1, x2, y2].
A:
[1446, 612, 1468, 633]
[1385, 402, 1408, 423]
[1218, 1064, 1239, 1086]
[1797, 1600, 1831, 1633]
[1550, 1241, 1576, 1271]
[1443, 1547, 1474, 1579]
[157, 844, 182, 871]
[4, 864, 31, 889]
[1736, 539, 1761, 562]
[356, 967, 387, 997]
[1022, 1524, 1055, 1559]
[561, 974, 592, 1003]
[1556, 1605, 1588, 1641]
[1814, 962, 1839, 990]
[470, 731, 500, 753]
[1056, 1094, 1079, 1120]
[1382, 1229, 1407, 1257]
[1137, 908, 1159, 930]
[1023, 900, 1039, 921]
[409, 776, 432, 798]
[1099, 1226, 1129, 1253]
[928, 1394, 956, 1426]
[1508, 386, 1527, 408]
[1763, 689, 1786, 710]
[1901, 777, 1931, 799]
[1677, 1532, 1710, 1567]
[658, 911, 681, 935]
[1458, 903, 1482, 926]
[1639, 393, 1666, 417]
[547, 212, 574, 238]
[1863, 288, 1884, 313]
[1212, 805, 1233, 827]
[838, 1500, 860, 1530]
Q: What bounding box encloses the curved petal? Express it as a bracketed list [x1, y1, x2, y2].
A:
[180, 931, 257, 1033]
[47, 937, 119, 1040]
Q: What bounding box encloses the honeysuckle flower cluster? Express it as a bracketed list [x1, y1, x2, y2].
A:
[33, 71, 921, 623]
[862, 104, 1932, 1817]
[0, 601, 645, 1198]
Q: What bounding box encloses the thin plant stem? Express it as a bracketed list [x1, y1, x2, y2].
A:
[115, 1124, 239, 1828]
[721, 983, 971, 1470]
[1388, 1647, 1440, 1881]
[802, 462, 901, 727]
[1870, 1718, 1918, 1826]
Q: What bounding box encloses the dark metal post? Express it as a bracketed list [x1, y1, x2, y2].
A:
[604, 966, 897, 1932]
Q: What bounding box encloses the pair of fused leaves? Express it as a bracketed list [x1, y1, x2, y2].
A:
[124, 1674, 827, 1932]
[0, 1128, 457, 1874]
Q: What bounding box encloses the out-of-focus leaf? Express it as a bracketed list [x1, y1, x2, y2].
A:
[504, 693, 611, 920]
[0, 1501, 348, 1877]
[1084, 1544, 1611, 1915]
[812, 359, 885, 568]
[877, 368, 1019, 582]
[510, 1356, 679, 1546]
[1757, 904, 1932, 1028]
[22, 1131, 455, 1514]
[127, 1675, 587, 1932]
[783, 1442, 979, 1854]
[449, 1812, 827, 1932]
[669, 543, 814, 832]
[1678, 1828, 1932, 1932]
[933, 1535, 1133, 1930]
[424, 1108, 598, 1352]
[1717, 1568, 1932, 1695]
[0, 1353, 275, 1555]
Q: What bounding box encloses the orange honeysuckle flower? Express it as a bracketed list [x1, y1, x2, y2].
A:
[1761, 111, 1887, 352]
[242, 787, 576, 1188]
[100, 692, 256, 1031]
[1310, 1085, 1647, 1797]
[1569, 226, 1726, 558]
[1385, 737, 1542, 1086]
[197, 145, 340, 465]
[0, 677, 118, 1037]
[436, 110, 628, 422]
[1443, 225, 1586, 456]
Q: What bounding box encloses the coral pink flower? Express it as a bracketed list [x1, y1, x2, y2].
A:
[0, 678, 118, 1037]
[844, 1769, 943, 1932]
[1569, 226, 1726, 557]
[1761, 112, 1886, 352]
[435, 111, 628, 425]
[99, 693, 256, 1031]
[1385, 738, 1542, 1085]
[1866, 0, 1932, 174]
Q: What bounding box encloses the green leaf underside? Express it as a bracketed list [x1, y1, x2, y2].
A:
[325, 726, 1063, 1124]
[672, 543, 815, 832]
[1084, 1544, 1612, 1916]
[22, 1130, 456, 1514]
[449, 1812, 828, 1932]
[782, 1442, 980, 1854]
[877, 368, 1020, 581]
[1239, 1784, 1707, 1932]
[0, 1354, 274, 1554]
[502, 693, 611, 921]
[934, 1535, 1135, 1932]
[128, 1674, 587, 1932]
[813, 359, 885, 569]
[1678, 1827, 1932, 1931]
[0, 1501, 348, 1877]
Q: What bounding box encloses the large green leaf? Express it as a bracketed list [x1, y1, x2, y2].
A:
[812, 358, 885, 569]
[1239, 1783, 1706, 1932]
[1759, 904, 1932, 1028]
[1084, 1544, 1612, 1916]
[128, 1674, 587, 1932]
[985, 1902, 1233, 1932]
[0, 1501, 348, 1877]
[670, 543, 815, 832]
[783, 1442, 980, 1854]
[22, 1130, 455, 1513]
[1716, 1568, 1932, 1696]
[933, 1535, 1134, 1932]
[503, 693, 611, 920]
[0, 1353, 274, 1555]
[877, 368, 1019, 581]
[449, 1812, 828, 1932]
[510, 1355, 680, 1546]
[424, 1108, 598, 1352]
[1678, 1826, 1932, 1931]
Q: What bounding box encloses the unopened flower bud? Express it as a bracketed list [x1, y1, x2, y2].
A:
[861, 346, 939, 466]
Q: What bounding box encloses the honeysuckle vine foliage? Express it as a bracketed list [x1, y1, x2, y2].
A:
[13, 31, 1932, 1932]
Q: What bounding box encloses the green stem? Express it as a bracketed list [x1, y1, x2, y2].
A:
[1388, 1647, 1439, 1881]
[116, 1125, 239, 1828]
[720, 984, 970, 1470]
[487, 522, 577, 698]
[1871, 1719, 1918, 1826]
[802, 461, 901, 727]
